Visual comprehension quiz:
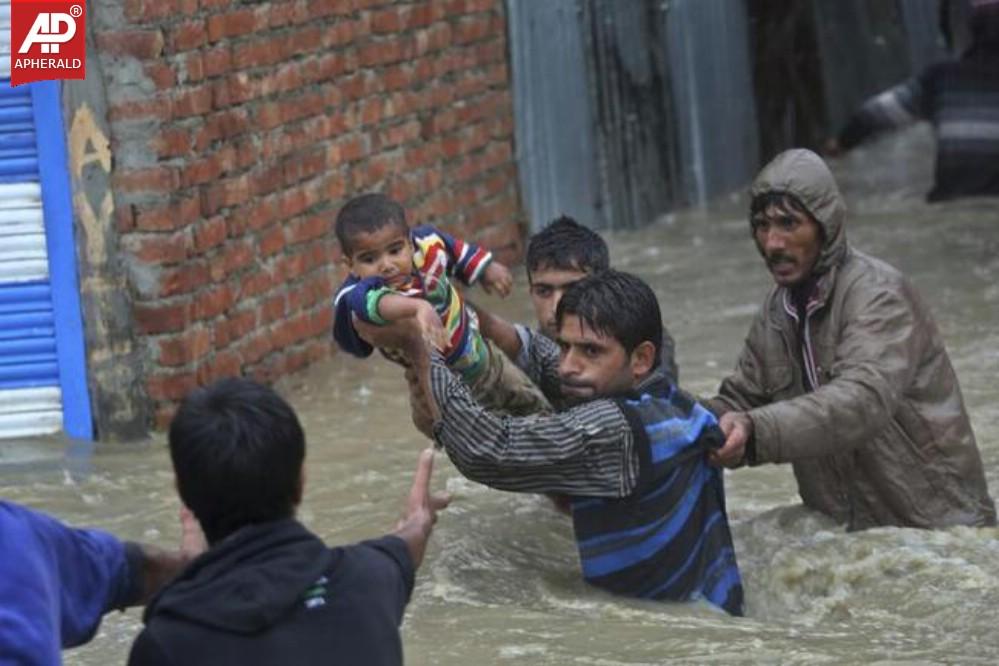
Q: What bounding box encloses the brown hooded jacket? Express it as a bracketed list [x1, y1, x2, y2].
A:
[710, 149, 995, 530]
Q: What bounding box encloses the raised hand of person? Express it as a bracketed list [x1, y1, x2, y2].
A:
[394, 449, 452, 568]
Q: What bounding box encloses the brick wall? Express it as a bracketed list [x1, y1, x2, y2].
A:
[87, 0, 525, 431]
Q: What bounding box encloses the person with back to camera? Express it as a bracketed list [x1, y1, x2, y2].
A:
[128, 377, 450, 666]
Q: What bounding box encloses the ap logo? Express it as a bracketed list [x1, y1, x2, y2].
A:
[19, 11, 78, 54]
[10, 1, 86, 87]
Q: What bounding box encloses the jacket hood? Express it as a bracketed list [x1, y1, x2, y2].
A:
[750, 149, 848, 275]
[144, 519, 331, 634]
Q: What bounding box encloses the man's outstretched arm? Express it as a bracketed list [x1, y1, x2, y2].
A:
[427, 349, 638, 497]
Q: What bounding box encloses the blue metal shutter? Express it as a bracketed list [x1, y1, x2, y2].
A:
[0, 79, 92, 439]
[0, 81, 63, 437]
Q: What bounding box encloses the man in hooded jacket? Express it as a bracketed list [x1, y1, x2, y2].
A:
[708, 148, 995, 530]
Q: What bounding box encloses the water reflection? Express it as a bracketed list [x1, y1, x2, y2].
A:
[3, 128, 999, 663]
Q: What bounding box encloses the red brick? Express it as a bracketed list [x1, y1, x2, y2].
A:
[153, 127, 191, 158]
[134, 195, 201, 232]
[125, 0, 198, 22]
[186, 54, 206, 83]
[378, 120, 421, 149]
[180, 150, 228, 188]
[109, 97, 170, 122]
[232, 39, 284, 70]
[144, 62, 177, 89]
[358, 40, 405, 67]
[237, 198, 279, 233]
[216, 308, 258, 347]
[122, 231, 191, 264]
[371, 6, 405, 33]
[169, 20, 207, 52]
[116, 205, 136, 233]
[159, 262, 210, 297]
[192, 283, 236, 320]
[286, 215, 328, 246]
[173, 85, 213, 118]
[193, 216, 228, 253]
[158, 327, 213, 366]
[282, 149, 326, 185]
[95, 29, 165, 59]
[308, 0, 354, 19]
[147, 371, 198, 401]
[286, 26, 324, 58]
[200, 175, 253, 216]
[221, 240, 255, 275]
[206, 9, 262, 42]
[237, 330, 274, 365]
[241, 269, 274, 297]
[202, 46, 233, 78]
[195, 350, 242, 385]
[112, 166, 178, 194]
[135, 301, 190, 334]
[259, 224, 286, 257]
[272, 311, 311, 347]
[261, 294, 287, 324]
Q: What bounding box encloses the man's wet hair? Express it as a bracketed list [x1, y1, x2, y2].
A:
[169, 378, 306, 544]
[526, 215, 610, 278]
[335, 193, 408, 255]
[556, 269, 662, 367]
[749, 191, 813, 223]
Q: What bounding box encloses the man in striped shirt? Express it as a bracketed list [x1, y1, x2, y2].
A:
[368, 270, 744, 615]
[826, 0, 999, 201]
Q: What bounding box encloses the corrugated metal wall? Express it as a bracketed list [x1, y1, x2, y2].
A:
[506, 0, 941, 229]
[663, 0, 759, 207]
[507, 0, 759, 229]
[506, 0, 605, 230]
[580, 0, 679, 228]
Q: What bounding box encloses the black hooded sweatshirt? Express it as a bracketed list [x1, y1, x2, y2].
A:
[128, 519, 413, 666]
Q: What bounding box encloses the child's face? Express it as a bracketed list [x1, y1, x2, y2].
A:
[345, 223, 414, 288]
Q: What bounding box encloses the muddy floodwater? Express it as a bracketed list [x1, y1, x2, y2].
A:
[4, 131, 999, 664]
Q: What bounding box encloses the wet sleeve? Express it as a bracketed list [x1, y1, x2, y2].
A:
[429, 351, 639, 497]
[513, 325, 563, 403]
[30, 513, 135, 648]
[420, 224, 493, 285]
[127, 630, 174, 666]
[332, 277, 392, 357]
[708, 311, 773, 417]
[750, 279, 926, 464]
[356, 536, 415, 620]
[838, 75, 928, 149]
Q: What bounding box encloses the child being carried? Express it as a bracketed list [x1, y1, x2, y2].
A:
[332, 193, 549, 417]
